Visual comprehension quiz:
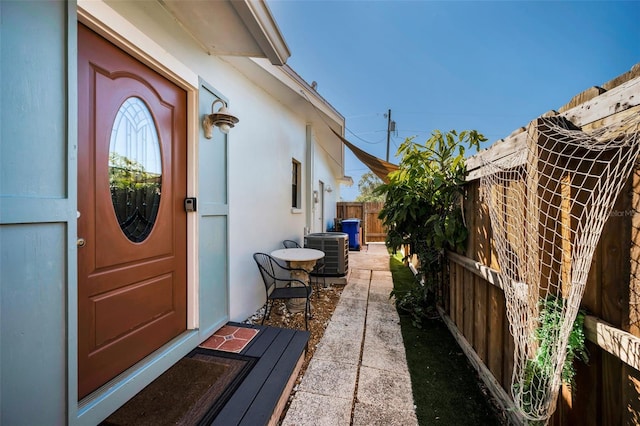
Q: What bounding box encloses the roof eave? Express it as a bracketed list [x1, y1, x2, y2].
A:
[159, 0, 290, 66]
[230, 0, 291, 66]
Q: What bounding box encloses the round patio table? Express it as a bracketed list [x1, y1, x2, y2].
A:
[270, 248, 325, 313]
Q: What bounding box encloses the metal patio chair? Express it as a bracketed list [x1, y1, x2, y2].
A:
[282, 239, 300, 249]
[282, 240, 327, 291]
[253, 252, 312, 330]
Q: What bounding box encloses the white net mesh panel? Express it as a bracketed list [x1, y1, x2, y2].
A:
[480, 115, 640, 423]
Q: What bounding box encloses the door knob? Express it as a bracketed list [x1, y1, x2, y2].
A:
[77, 238, 86, 247]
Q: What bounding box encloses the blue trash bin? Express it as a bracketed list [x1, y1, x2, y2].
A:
[341, 218, 361, 251]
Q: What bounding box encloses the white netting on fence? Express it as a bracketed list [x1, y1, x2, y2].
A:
[480, 114, 640, 423]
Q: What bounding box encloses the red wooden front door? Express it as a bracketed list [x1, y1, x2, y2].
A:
[77, 24, 187, 399]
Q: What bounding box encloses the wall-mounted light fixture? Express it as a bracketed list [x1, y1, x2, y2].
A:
[325, 185, 333, 193]
[203, 99, 239, 139]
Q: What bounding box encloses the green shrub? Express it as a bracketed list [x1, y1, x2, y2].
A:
[379, 130, 485, 324]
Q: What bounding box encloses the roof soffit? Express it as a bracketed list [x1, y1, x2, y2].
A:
[159, 0, 290, 65]
[222, 56, 346, 168]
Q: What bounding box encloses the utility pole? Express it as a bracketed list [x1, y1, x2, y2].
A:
[385, 109, 396, 162]
[386, 109, 391, 162]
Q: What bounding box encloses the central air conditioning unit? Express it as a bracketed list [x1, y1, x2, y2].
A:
[304, 232, 348, 276]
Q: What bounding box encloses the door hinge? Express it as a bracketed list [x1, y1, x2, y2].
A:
[184, 197, 197, 212]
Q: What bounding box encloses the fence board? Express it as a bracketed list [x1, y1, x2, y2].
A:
[602, 353, 623, 426]
[623, 366, 640, 426]
[630, 169, 640, 338]
[475, 181, 493, 266]
[466, 76, 640, 180]
[463, 269, 474, 343]
[601, 180, 630, 327]
[438, 306, 525, 425]
[455, 263, 464, 329]
[473, 275, 487, 361]
[364, 202, 385, 242]
[568, 340, 600, 426]
[584, 316, 640, 372]
[626, 163, 640, 426]
[443, 68, 640, 425]
[336, 201, 386, 244]
[465, 182, 477, 257]
[503, 317, 515, 393]
[582, 241, 602, 316]
[449, 262, 457, 322]
[487, 285, 504, 386]
[448, 247, 640, 424]
[551, 385, 569, 426]
[336, 202, 363, 219]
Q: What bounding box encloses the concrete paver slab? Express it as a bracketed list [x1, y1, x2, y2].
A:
[322, 316, 365, 338]
[366, 299, 402, 322]
[361, 340, 410, 376]
[352, 402, 418, 426]
[282, 244, 417, 425]
[348, 269, 371, 280]
[313, 332, 363, 365]
[367, 291, 392, 304]
[340, 281, 370, 300]
[298, 359, 358, 398]
[282, 392, 352, 426]
[331, 295, 368, 318]
[356, 365, 415, 411]
[363, 322, 405, 348]
[370, 276, 393, 285]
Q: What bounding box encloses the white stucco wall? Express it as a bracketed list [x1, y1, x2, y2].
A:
[311, 131, 341, 233]
[99, 1, 343, 322]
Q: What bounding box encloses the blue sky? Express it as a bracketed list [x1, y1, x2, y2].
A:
[267, 0, 640, 201]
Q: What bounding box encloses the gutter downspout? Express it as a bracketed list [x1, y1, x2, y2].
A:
[305, 124, 313, 234]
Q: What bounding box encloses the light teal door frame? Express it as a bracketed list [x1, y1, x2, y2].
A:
[197, 79, 231, 336]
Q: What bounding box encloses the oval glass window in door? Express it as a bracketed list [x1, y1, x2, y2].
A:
[108, 97, 162, 243]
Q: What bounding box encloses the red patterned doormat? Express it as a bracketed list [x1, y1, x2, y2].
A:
[102, 348, 255, 426]
[200, 324, 260, 353]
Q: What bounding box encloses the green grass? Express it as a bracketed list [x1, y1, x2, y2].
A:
[390, 254, 504, 425]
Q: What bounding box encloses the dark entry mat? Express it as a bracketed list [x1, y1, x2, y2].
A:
[102, 348, 256, 426]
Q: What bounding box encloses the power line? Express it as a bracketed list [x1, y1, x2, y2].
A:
[345, 127, 386, 145]
[392, 110, 527, 119]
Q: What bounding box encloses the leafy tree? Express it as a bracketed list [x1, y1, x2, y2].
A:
[355, 171, 385, 202]
[376, 129, 485, 326]
[109, 152, 159, 190]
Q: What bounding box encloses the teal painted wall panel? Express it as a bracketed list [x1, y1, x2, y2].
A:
[0, 223, 67, 424]
[198, 85, 228, 205]
[0, 1, 67, 197]
[198, 81, 230, 334]
[199, 216, 229, 334]
[0, 2, 72, 424]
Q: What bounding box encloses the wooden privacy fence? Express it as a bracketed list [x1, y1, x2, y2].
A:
[336, 201, 386, 243]
[441, 65, 640, 425]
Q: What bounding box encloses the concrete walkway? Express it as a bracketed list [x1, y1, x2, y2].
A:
[282, 243, 418, 426]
